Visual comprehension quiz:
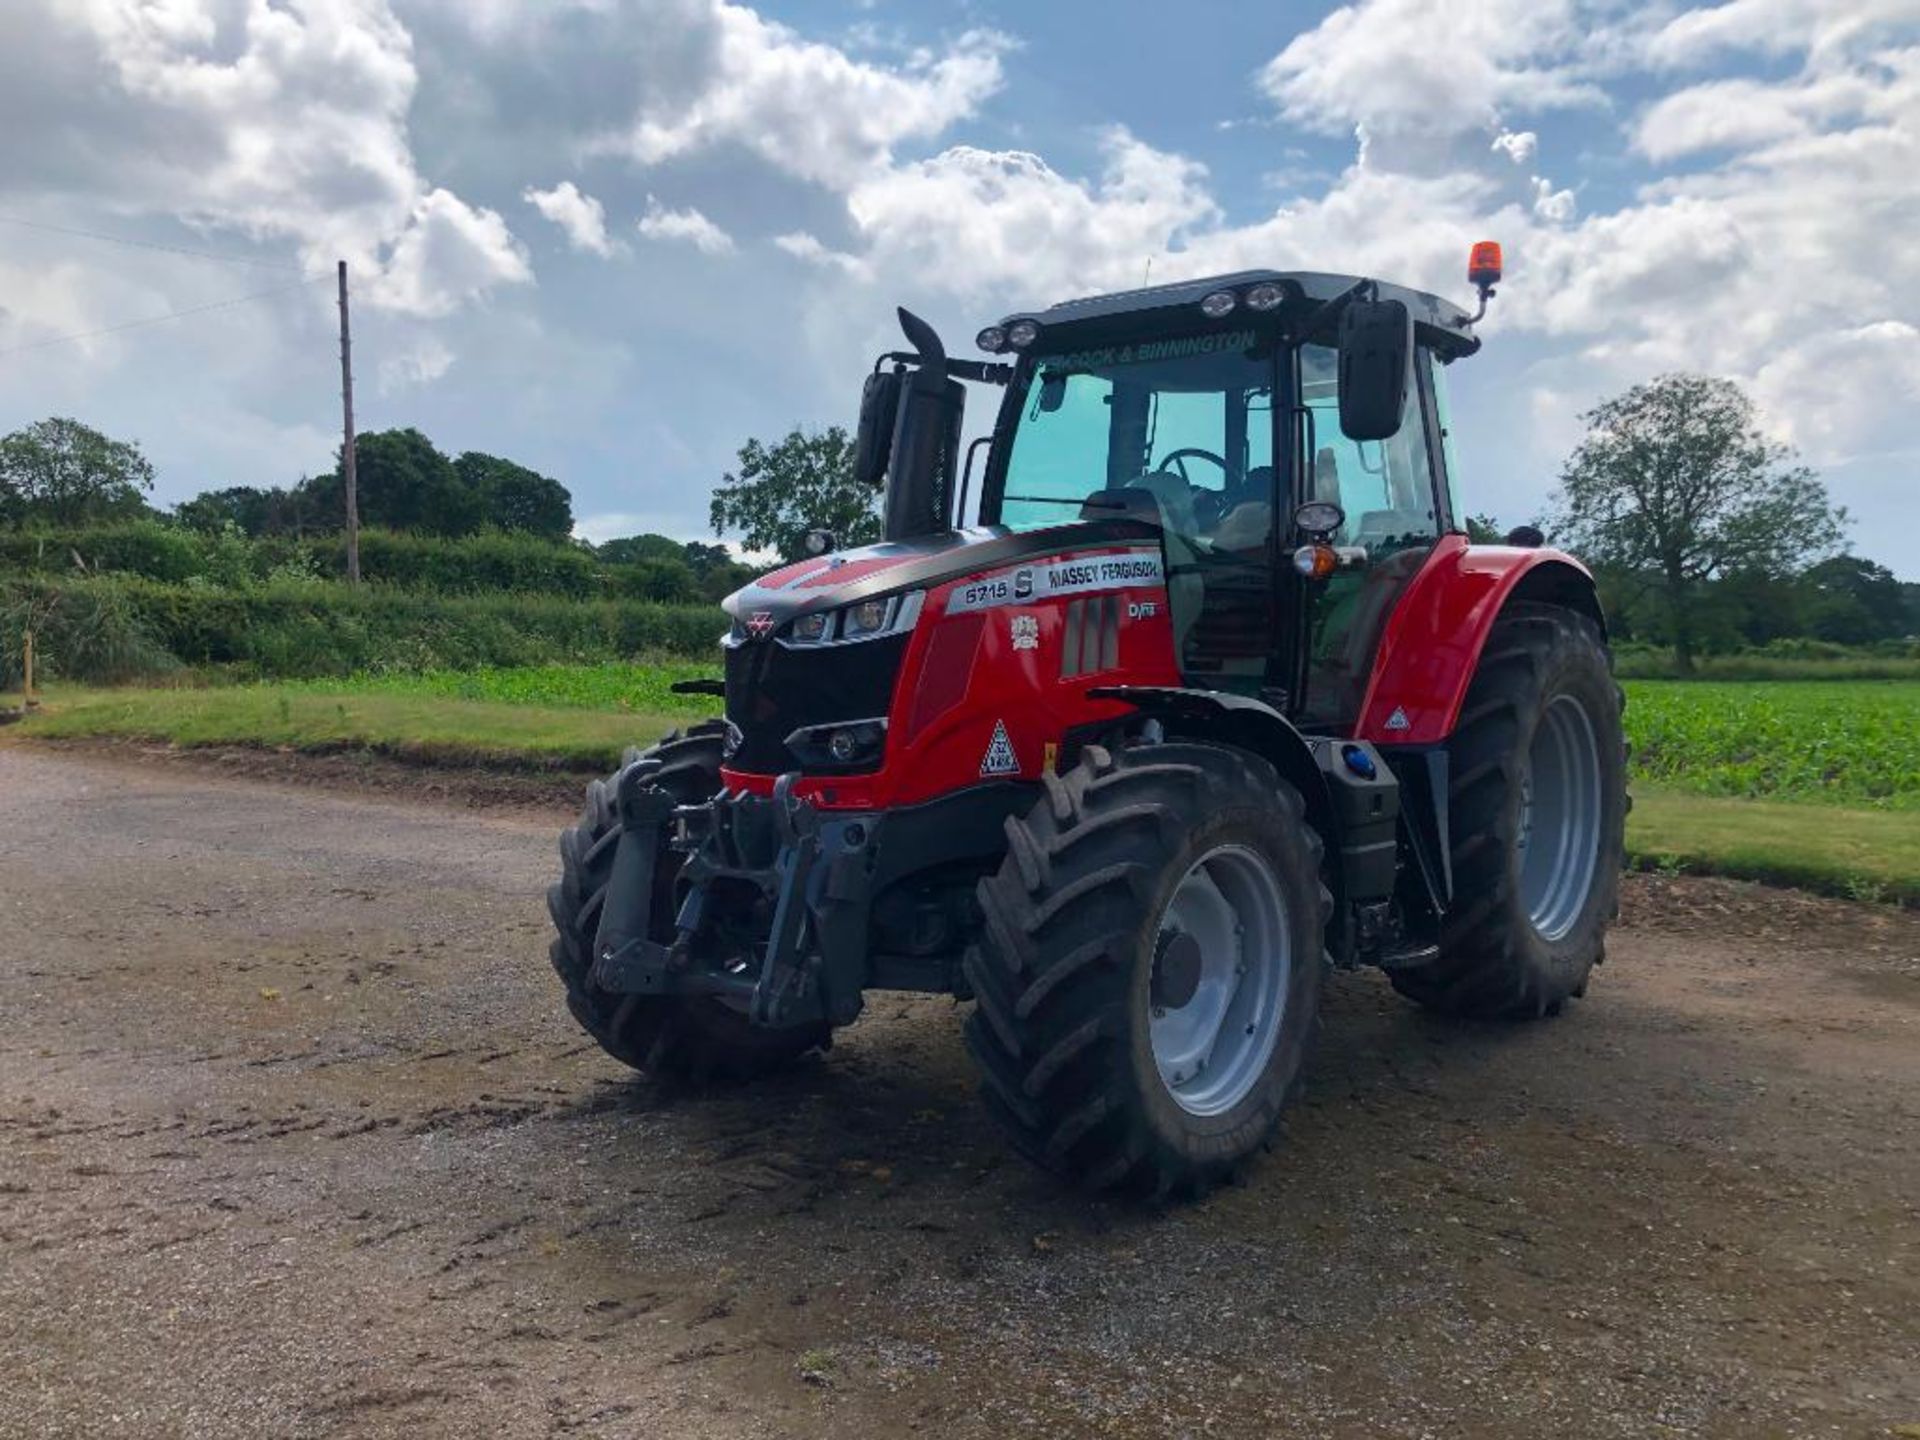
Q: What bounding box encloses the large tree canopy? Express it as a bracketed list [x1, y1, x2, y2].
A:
[0, 417, 155, 528]
[709, 426, 880, 563]
[301, 428, 484, 537]
[1549, 374, 1847, 672]
[454, 451, 574, 540]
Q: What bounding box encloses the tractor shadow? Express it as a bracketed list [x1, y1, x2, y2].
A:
[550, 970, 1574, 1285]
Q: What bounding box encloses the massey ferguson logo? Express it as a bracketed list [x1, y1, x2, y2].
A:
[746, 610, 775, 640]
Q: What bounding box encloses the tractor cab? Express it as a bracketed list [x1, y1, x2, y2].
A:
[847, 268, 1488, 735]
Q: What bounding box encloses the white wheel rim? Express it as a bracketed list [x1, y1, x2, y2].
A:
[1517, 692, 1603, 942]
[1149, 844, 1291, 1117]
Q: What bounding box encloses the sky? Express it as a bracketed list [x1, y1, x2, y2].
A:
[1, 0, 1916, 576]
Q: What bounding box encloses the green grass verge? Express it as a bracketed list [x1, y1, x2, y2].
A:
[282, 660, 725, 713]
[13, 678, 1916, 906]
[11, 683, 710, 770]
[1626, 788, 1919, 906]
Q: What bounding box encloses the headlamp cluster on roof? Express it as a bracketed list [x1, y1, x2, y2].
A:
[1191, 278, 1293, 319]
[977, 279, 1296, 354]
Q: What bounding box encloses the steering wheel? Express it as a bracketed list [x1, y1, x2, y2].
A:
[1152, 447, 1231, 528]
[1154, 447, 1229, 485]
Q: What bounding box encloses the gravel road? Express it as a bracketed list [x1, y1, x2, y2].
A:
[1, 744, 1915, 1439]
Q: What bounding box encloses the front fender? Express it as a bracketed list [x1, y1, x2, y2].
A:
[1354, 536, 1603, 745]
[1086, 683, 1337, 865]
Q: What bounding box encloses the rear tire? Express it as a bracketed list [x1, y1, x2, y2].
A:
[964, 742, 1330, 1198]
[1389, 603, 1626, 1019]
[547, 723, 830, 1081]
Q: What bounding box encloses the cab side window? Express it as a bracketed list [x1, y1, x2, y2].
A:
[1300, 343, 1438, 551]
[1297, 342, 1443, 729]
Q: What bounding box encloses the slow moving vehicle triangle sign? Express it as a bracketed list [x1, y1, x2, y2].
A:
[980, 719, 1020, 777]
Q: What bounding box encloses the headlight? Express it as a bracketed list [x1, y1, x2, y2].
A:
[784, 717, 888, 770]
[1199, 289, 1238, 318]
[976, 325, 1007, 352]
[1245, 282, 1285, 311]
[842, 599, 890, 638]
[778, 591, 924, 648]
[1007, 319, 1040, 349]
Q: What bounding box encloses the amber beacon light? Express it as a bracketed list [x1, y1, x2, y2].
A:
[1458, 240, 1503, 325]
[1468, 240, 1503, 289]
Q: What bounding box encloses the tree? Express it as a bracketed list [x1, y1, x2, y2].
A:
[597, 533, 690, 568]
[1548, 374, 1846, 673]
[176, 486, 283, 537]
[454, 452, 574, 540]
[709, 426, 880, 563]
[1463, 513, 1504, 544]
[304, 428, 482, 537]
[1799, 555, 1909, 645]
[0, 417, 155, 528]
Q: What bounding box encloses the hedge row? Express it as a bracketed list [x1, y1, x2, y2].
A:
[1, 575, 724, 685]
[0, 522, 742, 603]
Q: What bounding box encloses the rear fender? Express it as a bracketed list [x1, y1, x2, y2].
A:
[1354, 536, 1603, 745]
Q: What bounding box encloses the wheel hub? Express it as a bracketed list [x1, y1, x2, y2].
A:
[1148, 845, 1291, 1118]
[1151, 930, 1204, 1010]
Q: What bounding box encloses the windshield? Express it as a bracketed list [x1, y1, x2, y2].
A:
[995, 330, 1276, 550]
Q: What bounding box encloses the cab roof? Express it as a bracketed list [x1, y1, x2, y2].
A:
[999, 269, 1480, 360]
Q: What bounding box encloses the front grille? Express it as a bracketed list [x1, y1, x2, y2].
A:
[723, 633, 910, 774]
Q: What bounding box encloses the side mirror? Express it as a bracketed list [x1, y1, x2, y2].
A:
[1337, 298, 1410, 442]
[853, 370, 902, 487]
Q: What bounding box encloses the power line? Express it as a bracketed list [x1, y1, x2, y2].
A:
[0, 275, 330, 359]
[0, 215, 315, 275]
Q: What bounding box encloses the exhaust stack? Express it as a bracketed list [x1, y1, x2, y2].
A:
[881, 308, 965, 543]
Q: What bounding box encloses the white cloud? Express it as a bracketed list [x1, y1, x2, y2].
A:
[637, 195, 735, 255]
[609, 5, 1011, 187]
[1259, 0, 1607, 153]
[523, 180, 616, 256]
[376, 334, 454, 393]
[773, 231, 868, 276]
[1492, 129, 1540, 165]
[1531, 176, 1577, 222]
[1644, 0, 1920, 68]
[377, 187, 531, 316]
[839, 132, 1217, 305]
[26, 0, 530, 316]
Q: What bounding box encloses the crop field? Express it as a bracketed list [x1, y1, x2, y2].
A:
[1622, 679, 1918, 809]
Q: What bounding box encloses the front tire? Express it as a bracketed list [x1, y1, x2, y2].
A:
[547, 723, 830, 1081]
[964, 742, 1330, 1198]
[1389, 603, 1626, 1019]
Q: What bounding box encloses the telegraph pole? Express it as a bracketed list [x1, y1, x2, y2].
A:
[336, 260, 360, 584]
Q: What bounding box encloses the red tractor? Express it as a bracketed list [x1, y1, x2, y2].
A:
[547, 246, 1626, 1197]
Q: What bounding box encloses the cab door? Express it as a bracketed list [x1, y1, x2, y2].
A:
[1293, 342, 1450, 732]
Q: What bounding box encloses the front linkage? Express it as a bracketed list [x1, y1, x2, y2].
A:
[588, 766, 883, 1029]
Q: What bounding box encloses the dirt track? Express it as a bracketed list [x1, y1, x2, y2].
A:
[1, 744, 1915, 1439]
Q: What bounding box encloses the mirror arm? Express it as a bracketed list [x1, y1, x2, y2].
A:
[1297, 277, 1377, 344]
[874, 351, 1012, 386]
